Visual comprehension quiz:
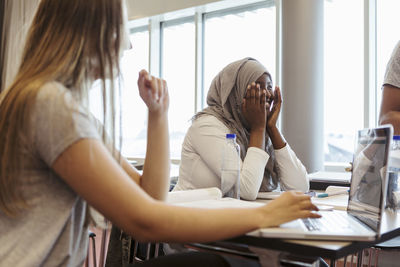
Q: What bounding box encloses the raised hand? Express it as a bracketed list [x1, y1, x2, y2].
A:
[137, 69, 169, 114]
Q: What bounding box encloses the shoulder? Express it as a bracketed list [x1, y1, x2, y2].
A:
[384, 43, 400, 87]
[386, 41, 400, 70]
[32, 81, 95, 132]
[185, 114, 229, 144]
[192, 114, 228, 130]
[391, 41, 400, 57]
[31, 82, 101, 166]
[34, 81, 90, 121]
[36, 81, 77, 108]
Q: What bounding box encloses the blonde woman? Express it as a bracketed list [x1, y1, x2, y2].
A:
[0, 1, 320, 266]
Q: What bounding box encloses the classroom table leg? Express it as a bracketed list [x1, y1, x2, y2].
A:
[356, 250, 363, 267]
[154, 243, 160, 258]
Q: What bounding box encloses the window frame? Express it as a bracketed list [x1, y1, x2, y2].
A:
[124, 0, 381, 172]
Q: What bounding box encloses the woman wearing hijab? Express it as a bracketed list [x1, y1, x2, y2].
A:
[174, 57, 309, 200]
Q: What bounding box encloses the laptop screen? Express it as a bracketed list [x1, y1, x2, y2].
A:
[348, 125, 393, 232]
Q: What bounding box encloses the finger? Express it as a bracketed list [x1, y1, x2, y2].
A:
[250, 83, 256, 104]
[142, 70, 151, 82]
[291, 190, 311, 197]
[242, 99, 247, 114]
[272, 87, 282, 114]
[261, 89, 266, 107]
[137, 69, 147, 86]
[266, 89, 272, 103]
[138, 69, 148, 79]
[265, 102, 271, 112]
[245, 85, 251, 99]
[162, 79, 168, 98]
[256, 83, 261, 103]
[157, 78, 163, 101]
[292, 194, 313, 203]
[296, 210, 322, 219]
[143, 73, 152, 88]
[301, 211, 322, 219]
[298, 194, 312, 201]
[275, 86, 282, 104]
[298, 200, 319, 211]
[150, 76, 159, 100]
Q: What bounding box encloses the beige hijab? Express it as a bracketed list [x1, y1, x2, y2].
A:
[194, 57, 279, 191]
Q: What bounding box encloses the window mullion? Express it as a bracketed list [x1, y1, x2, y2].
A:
[194, 12, 204, 113]
[364, 0, 377, 128]
[148, 18, 161, 77]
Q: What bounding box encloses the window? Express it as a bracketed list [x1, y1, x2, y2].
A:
[118, 0, 385, 169]
[120, 28, 149, 158]
[113, 2, 276, 160]
[203, 3, 276, 104]
[324, 0, 364, 164]
[161, 18, 196, 159]
[377, 0, 400, 115]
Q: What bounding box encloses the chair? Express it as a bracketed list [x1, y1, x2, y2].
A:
[105, 225, 163, 266]
[85, 231, 97, 267]
[132, 241, 162, 263]
[366, 236, 400, 267]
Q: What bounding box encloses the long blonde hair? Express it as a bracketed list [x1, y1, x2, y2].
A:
[0, 0, 125, 216]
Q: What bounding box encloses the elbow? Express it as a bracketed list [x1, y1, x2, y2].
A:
[124, 221, 158, 244]
[239, 186, 258, 201]
[280, 171, 309, 193]
[297, 167, 310, 192]
[281, 182, 309, 193]
[122, 201, 165, 243]
[379, 112, 392, 126]
[298, 182, 310, 193]
[297, 172, 310, 192]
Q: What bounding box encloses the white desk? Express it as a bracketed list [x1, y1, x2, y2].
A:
[172, 188, 400, 267]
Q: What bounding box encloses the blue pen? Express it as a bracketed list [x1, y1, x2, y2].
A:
[317, 189, 349, 198]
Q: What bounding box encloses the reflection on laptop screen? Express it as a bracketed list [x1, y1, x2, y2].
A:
[348, 126, 392, 231]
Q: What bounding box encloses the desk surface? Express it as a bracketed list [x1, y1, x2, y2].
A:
[219, 210, 400, 261]
[175, 187, 400, 264]
[187, 200, 400, 264]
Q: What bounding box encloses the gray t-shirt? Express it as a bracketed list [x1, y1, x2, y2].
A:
[384, 41, 400, 88]
[0, 82, 101, 266]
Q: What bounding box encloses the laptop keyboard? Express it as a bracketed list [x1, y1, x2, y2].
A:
[302, 212, 352, 232]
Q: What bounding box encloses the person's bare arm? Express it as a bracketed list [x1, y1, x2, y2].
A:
[52, 138, 319, 243]
[379, 84, 400, 135]
[111, 70, 170, 200]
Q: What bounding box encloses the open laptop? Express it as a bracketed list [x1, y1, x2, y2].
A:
[251, 125, 393, 241]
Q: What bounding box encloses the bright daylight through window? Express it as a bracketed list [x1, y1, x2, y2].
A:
[89, 0, 398, 169]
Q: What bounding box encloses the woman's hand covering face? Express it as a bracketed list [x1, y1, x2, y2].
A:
[242, 82, 267, 131]
[266, 86, 282, 130]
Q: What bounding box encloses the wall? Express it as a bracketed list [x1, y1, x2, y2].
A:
[1, 0, 40, 91]
[126, 0, 222, 20]
[126, 0, 263, 20]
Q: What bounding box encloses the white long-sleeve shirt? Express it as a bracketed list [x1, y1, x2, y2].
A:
[173, 115, 309, 200]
